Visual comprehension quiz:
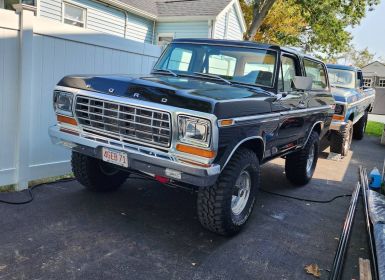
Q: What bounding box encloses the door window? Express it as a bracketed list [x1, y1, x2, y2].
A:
[278, 55, 298, 92]
[304, 59, 328, 90]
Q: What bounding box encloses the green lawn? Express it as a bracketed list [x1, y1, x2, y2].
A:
[366, 121, 384, 137]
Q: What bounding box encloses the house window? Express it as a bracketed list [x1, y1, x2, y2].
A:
[208, 54, 236, 76]
[63, 3, 86, 28]
[378, 79, 385, 88]
[158, 33, 174, 47]
[0, 0, 5, 9]
[363, 78, 372, 87]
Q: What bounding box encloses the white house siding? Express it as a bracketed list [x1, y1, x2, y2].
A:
[125, 12, 154, 43]
[39, 0, 154, 43]
[156, 21, 209, 40]
[214, 12, 226, 39]
[214, 4, 243, 40]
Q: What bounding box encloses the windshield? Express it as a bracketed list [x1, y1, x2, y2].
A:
[154, 43, 277, 88]
[328, 68, 355, 89]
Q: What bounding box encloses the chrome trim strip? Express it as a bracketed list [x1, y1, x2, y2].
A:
[220, 136, 265, 172]
[218, 105, 331, 126]
[303, 121, 324, 147]
[347, 95, 375, 108]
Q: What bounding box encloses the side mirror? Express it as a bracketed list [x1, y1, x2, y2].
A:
[292, 76, 313, 91]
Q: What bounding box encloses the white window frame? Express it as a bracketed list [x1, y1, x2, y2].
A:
[62, 1, 87, 28]
[378, 78, 385, 88]
[363, 78, 373, 88]
[157, 33, 174, 47]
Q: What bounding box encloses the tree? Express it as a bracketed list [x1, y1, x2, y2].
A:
[347, 47, 375, 68]
[243, 0, 278, 40]
[241, 0, 380, 56]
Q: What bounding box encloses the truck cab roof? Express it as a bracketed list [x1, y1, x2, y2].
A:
[172, 38, 323, 63]
[326, 64, 360, 71]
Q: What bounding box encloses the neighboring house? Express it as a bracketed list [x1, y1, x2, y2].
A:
[362, 61, 385, 115]
[0, 0, 246, 45]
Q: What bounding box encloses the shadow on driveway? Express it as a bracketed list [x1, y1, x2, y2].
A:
[0, 136, 383, 280]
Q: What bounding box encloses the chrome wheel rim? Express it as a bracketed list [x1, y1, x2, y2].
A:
[231, 169, 251, 215]
[344, 126, 353, 154]
[306, 144, 315, 175]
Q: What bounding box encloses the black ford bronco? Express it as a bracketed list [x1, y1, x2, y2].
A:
[49, 39, 335, 235]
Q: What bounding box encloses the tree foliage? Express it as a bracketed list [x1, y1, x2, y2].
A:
[241, 0, 380, 56]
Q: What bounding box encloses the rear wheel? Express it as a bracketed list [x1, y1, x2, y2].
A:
[197, 148, 260, 236]
[71, 151, 128, 192]
[330, 120, 353, 156]
[353, 111, 368, 140]
[285, 131, 319, 186]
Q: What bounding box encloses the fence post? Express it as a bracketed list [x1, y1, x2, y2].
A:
[13, 4, 36, 191]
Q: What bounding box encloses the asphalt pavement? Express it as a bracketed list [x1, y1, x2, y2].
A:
[0, 136, 384, 280]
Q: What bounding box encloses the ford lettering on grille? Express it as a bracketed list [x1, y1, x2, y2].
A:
[75, 96, 171, 147]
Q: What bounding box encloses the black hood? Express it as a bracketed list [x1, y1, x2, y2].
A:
[57, 74, 274, 118]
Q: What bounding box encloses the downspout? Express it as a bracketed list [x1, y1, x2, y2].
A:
[210, 19, 215, 39]
[123, 11, 128, 38]
[152, 20, 156, 44]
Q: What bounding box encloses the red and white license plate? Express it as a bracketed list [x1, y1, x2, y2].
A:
[102, 148, 129, 168]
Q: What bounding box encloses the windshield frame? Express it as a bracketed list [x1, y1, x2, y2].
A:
[153, 42, 279, 89]
[328, 68, 356, 89]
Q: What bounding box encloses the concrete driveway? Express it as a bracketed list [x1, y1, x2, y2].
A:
[0, 136, 384, 280]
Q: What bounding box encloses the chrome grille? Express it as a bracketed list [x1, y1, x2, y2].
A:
[75, 96, 172, 147]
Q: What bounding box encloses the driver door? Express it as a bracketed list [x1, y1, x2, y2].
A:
[271, 53, 308, 154]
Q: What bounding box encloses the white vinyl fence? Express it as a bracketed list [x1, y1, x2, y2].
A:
[0, 7, 161, 190]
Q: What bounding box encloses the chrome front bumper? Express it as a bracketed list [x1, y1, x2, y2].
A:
[330, 121, 347, 131]
[49, 125, 220, 187]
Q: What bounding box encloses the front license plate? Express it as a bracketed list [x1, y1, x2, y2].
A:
[102, 148, 129, 168]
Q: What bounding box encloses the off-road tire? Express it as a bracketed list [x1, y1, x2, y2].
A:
[197, 148, 260, 236]
[353, 111, 368, 140]
[285, 131, 319, 186]
[71, 151, 128, 192]
[330, 120, 353, 156]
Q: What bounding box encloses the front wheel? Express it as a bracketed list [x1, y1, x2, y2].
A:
[197, 148, 260, 236]
[71, 151, 129, 192]
[330, 120, 353, 156]
[285, 131, 319, 186]
[353, 112, 368, 140]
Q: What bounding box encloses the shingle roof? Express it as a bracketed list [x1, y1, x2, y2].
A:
[118, 0, 233, 17]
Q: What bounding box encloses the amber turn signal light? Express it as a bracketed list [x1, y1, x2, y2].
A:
[332, 115, 345, 121]
[176, 144, 215, 158]
[219, 119, 234, 127]
[57, 115, 78, 126]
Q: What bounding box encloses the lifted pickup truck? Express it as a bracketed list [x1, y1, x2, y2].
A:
[49, 39, 334, 235]
[327, 64, 375, 156]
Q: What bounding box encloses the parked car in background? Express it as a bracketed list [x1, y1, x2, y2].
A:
[49, 39, 335, 235]
[327, 64, 375, 156]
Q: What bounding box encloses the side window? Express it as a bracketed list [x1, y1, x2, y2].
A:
[278, 55, 298, 92]
[167, 48, 193, 71]
[208, 54, 236, 76]
[304, 59, 328, 90]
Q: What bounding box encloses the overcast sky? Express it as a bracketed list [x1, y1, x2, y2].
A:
[350, 1, 384, 60]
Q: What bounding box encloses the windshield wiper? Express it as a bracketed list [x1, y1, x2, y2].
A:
[193, 72, 232, 85]
[152, 68, 178, 77]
